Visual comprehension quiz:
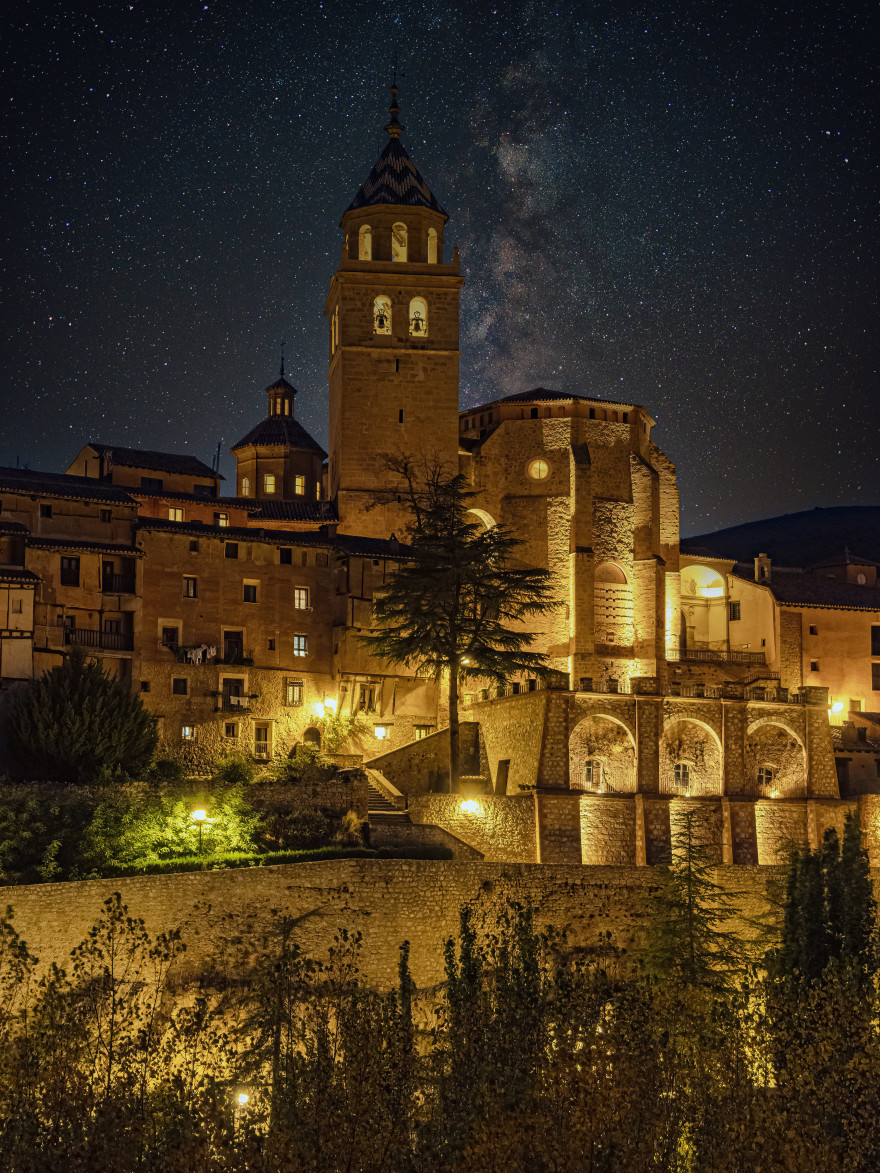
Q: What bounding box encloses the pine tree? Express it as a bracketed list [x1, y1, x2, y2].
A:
[840, 809, 878, 989]
[643, 806, 747, 989]
[359, 459, 555, 789]
[3, 645, 158, 783]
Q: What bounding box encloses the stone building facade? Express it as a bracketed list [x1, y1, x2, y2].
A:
[0, 85, 872, 863]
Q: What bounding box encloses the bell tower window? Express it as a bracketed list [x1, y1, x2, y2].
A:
[358, 225, 372, 260]
[409, 297, 428, 337]
[427, 227, 438, 264]
[392, 222, 407, 262]
[241, 477, 250, 497]
[373, 295, 392, 335]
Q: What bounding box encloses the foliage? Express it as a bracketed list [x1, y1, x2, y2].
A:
[772, 810, 877, 988]
[0, 894, 878, 1170]
[2, 645, 158, 783]
[105, 844, 454, 876]
[257, 807, 333, 852]
[642, 806, 749, 989]
[311, 710, 370, 754]
[359, 457, 555, 788]
[332, 809, 365, 847]
[212, 753, 259, 788]
[267, 752, 338, 787]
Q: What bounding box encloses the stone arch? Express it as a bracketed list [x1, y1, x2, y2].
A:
[467, 508, 496, 530]
[392, 221, 407, 262]
[427, 226, 438, 263]
[409, 296, 428, 336]
[373, 294, 391, 335]
[303, 726, 321, 748]
[745, 718, 806, 797]
[569, 713, 636, 793]
[358, 224, 372, 260]
[594, 561, 633, 646]
[660, 717, 722, 795]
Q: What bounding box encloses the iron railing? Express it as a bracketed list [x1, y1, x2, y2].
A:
[668, 648, 766, 664]
[64, 628, 134, 652]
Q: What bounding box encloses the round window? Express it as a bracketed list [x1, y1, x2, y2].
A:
[857, 572, 867, 584]
[528, 458, 549, 480]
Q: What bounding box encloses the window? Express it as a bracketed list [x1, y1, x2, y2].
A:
[358, 684, 376, 712]
[399, 409, 404, 423]
[583, 760, 600, 790]
[11, 598, 23, 614]
[373, 294, 392, 335]
[189, 539, 199, 553]
[243, 583, 258, 603]
[530, 407, 539, 419]
[293, 587, 309, 609]
[761, 638, 766, 647]
[100, 509, 111, 523]
[811, 661, 819, 672]
[849, 698, 862, 712]
[729, 601, 742, 621]
[528, 458, 549, 480]
[103, 619, 120, 634]
[427, 226, 438, 263]
[294, 475, 305, 496]
[757, 766, 775, 787]
[414, 725, 434, 740]
[409, 296, 428, 336]
[285, 679, 304, 706]
[674, 763, 690, 788]
[193, 483, 213, 497]
[263, 474, 276, 494]
[40, 503, 52, 519]
[358, 224, 372, 260]
[225, 542, 239, 559]
[181, 725, 194, 740]
[391, 221, 407, 262]
[140, 681, 150, 693]
[168, 507, 184, 522]
[215, 512, 229, 527]
[140, 477, 163, 492]
[60, 556, 80, 587]
[241, 477, 251, 496]
[316, 482, 321, 500]
[872, 626, 880, 656]
[293, 635, 308, 657]
[857, 573, 867, 585]
[253, 725, 270, 757]
[809, 624, 818, 636]
[224, 722, 238, 738]
[280, 547, 292, 564]
[183, 576, 197, 598]
[873, 664, 880, 691]
[267, 638, 275, 651]
[172, 677, 188, 695]
[161, 626, 179, 647]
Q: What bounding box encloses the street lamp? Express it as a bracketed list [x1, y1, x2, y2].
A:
[191, 808, 208, 854]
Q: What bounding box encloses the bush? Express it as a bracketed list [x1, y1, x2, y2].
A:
[2, 646, 157, 783]
[258, 807, 333, 851]
[103, 842, 454, 876]
[213, 753, 259, 788]
[333, 809, 365, 847]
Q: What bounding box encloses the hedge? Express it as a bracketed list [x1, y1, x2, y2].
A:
[103, 843, 453, 877]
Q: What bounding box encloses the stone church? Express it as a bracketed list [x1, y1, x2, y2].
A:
[2, 87, 877, 867]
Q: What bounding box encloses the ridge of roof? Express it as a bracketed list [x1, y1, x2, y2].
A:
[346, 136, 446, 216]
[464, 387, 642, 412]
[0, 466, 138, 505]
[230, 416, 327, 457]
[85, 444, 222, 479]
[730, 563, 880, 611]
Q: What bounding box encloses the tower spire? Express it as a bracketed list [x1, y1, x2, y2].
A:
[384, 82, 404, 139]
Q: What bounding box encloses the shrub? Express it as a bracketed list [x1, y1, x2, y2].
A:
[2, 646, 157, 783]
[333, 808, 365, 847]
[212, 753, 258, 788]
[258, 807, 333, 852]
[103, 842, 454, 876]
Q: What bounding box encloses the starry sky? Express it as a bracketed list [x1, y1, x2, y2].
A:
[2, 0, 877, 533]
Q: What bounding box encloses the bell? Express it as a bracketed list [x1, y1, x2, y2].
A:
[376, 314, 386, 330]
[411, 314, 423, 333]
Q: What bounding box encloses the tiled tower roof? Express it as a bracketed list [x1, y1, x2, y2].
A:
[230, 416, 326, 457]
[345, 86, 446, 216]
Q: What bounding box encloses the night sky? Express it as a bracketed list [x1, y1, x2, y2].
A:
[3, 1, 877, 533]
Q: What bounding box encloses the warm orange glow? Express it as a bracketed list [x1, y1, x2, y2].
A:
[461, 799, 479, 813]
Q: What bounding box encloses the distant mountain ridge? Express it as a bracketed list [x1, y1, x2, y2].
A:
[684, 506, 880, 567]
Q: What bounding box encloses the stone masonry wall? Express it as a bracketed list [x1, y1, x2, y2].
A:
[407, 794, 537, 862]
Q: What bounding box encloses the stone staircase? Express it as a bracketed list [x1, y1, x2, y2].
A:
[367, 775, 410, 824]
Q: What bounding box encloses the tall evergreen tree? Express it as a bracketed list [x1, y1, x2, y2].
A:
[359, 459, 555, 789]
[643, 807, 747, 989]
[3, 645, 157, 783]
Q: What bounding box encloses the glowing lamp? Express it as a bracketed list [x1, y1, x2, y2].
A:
[831, 701, 844, 714]
[324, 697, 338, 712]
[461, 800, 479, 813]
[237, 1092, 249, 1107]
[191, 809, 207, 823]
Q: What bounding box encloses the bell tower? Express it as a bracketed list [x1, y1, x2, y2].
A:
[326, 86, 463, 538]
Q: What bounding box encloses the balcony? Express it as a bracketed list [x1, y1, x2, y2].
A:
[101, 573, 136, 594]
[668, 649, 766, 664]
[64, 628, 134, 652]
[216, 695, 252, 713]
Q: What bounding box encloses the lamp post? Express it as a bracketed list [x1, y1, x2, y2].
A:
[191, 808, 208, 854]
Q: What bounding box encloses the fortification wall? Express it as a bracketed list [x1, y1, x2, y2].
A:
[4, 859, 812, 991]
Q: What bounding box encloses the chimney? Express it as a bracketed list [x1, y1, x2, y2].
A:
[754, 553, 771, 583]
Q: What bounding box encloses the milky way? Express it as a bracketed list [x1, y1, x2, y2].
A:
[2, 0, 876, 532]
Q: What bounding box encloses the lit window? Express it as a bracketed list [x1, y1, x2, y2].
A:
[409, 296, 428, 336]
[285, 679, 304, 706]
[414, 725, 434, 740]
[294, 475, 305, 496]
[316, 481, 321, 500]
[181, 725, 194, 740]
[253, 726, 270, 757]
[528, 458, 549, 480]
[169, 507, 184, 522]
[263, 474, 276, 494]
[294, 587, 309, 609]
[182, 576, 197, 598]
[215, 512, 229, 527]
[373, 294, 392, 335]
[374, 724, 391, 740]
[427, 226, 438, 263]
[674, 763, 690, 788]
[293, 635, 308, 657]
[391, 222, 407, 262]
[358, 224, 372, 260]
[243, 583, 258, 603]
[584, 760, 600, 790]
[358, 684, 376, 712]
[241, 477, 251, 496]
